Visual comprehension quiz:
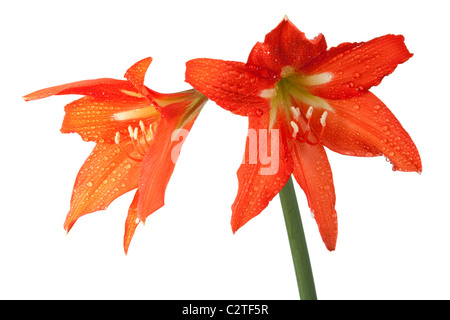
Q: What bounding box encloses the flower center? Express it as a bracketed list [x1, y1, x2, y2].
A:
[265, 66, 333, 144]
[114, 120, 157, 162]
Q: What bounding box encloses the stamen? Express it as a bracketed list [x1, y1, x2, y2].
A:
[146, 124, 154, 142]
[290, 121, 299, 138]
[320, 111, 328, 127]
[128, 125, 134, 139]
[114, 130, 143, 162]
[290, 106, 301, 121]
[305, 106, 314, 120]
[139, 120, 146, 135]
[115, 121, 157, 162]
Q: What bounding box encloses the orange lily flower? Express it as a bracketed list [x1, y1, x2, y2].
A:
[24, 57, 208, 253]
[185, 17, 421, 251]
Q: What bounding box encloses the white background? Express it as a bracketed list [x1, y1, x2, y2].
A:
[1, 0, 448, 300]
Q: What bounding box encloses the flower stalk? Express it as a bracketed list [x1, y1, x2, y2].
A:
[279, 176, 317, 300]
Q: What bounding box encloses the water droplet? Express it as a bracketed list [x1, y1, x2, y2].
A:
[353, 72, 360, 79]
[353, 105, 360, 110]
[87, 182, 93, 187]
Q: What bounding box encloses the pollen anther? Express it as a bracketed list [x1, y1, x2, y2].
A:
[290, 121, 299, 138]
[306, 106, 314, 119]
[290, 106, 301, 121]
[320, 111, 328, 127]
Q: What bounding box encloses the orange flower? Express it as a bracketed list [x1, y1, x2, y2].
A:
[185, 18, 422, 250]
[24, 57, 207, 253]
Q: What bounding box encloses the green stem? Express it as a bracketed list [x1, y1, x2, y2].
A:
[279, 176, 317, 300]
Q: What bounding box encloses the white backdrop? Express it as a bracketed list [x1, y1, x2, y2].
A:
[1, 0, 448, 299]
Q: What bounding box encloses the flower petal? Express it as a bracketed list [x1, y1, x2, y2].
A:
[124, 190, 140, 255]
[64, 142, 140, 232]
[291, 141, 337, 251]
[61, 96, 158, 143]
[230, 113, 294, 232]
[23, 78, 140, 101]
[137, 95, 207, 222]
[247, 17, 327, 73]
[185, 58, 275, 116]
[124, 57, 153, 95]
[304, 34, 413, 100]
[309, 92, 422, 172]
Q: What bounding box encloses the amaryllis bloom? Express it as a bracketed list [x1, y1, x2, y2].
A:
[186, 17, 421, 251]
[24, 57, 208, 253]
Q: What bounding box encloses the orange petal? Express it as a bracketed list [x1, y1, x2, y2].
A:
[124, 190, 140, 255]
[64, 142, 140, 232]
[310, 92, 422, 173]
[247, 17, 327, 72]
[23, 78, 140, 101]
[124, 57, 153, 95]
[230, 113, 294, 232]
[61, 96, 156, 143]
[304, 34, 413, 100]
[137, 96, 207, 221]
[186, 58, 275, 116]
[291, 141, 338, 251]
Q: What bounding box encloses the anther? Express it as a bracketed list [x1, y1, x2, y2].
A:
[305, 106, 314, 119]
[139, 120, 146, 135]
[290, 121, 299, 138]
[290, 106, 301, 121]
[320, 111, 328, 127]
[128, 125, 134, 140]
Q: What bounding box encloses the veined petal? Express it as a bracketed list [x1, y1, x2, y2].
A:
[64, 142, 140, 232]
[291, 141, 337, 251]
[61, 96, 158, 143]
[124, 190, 140, 255]
[231, 112, 294, 232]
[310, 92, 422, 172]
[137, 94, 208, 222]
[247, 17, 327, 73]
[304, 34, 413, 100]
[185, 58, 276, 116]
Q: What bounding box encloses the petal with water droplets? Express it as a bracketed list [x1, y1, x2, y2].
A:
[291, 141, 337, 251]
[64, 142, 140, 232]
[186, 58, 275, 116]
[304, 34, 413, 100]
[310, 92, 421, 172]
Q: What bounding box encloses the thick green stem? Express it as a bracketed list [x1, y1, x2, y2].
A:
[279, 176, 317, 300]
